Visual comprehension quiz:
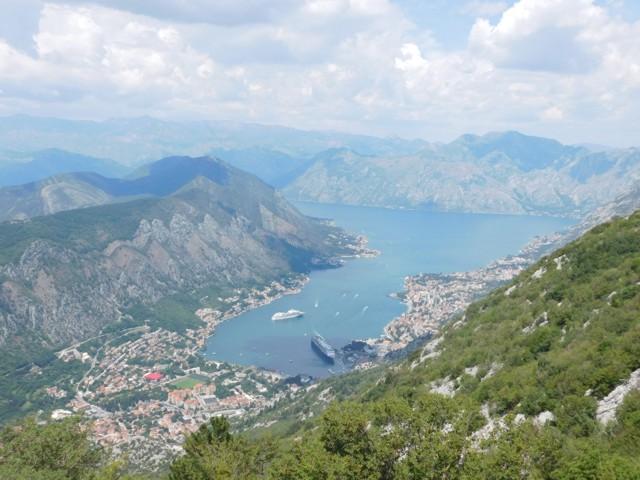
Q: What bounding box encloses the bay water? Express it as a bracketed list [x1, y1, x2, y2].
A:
[205, 203, 575, 378]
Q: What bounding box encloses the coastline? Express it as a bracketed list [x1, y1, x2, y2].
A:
[190, 240, 534, 371]
[370, 226, 581, 357]
[369, 255, 531, 356]
[191, 276, 309, 351]
[191, 232, 380, 361]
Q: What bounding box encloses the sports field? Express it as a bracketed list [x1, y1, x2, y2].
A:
[170, 376, 203, 390]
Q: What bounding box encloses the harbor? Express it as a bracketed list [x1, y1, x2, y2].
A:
[205, 202, 575, 378]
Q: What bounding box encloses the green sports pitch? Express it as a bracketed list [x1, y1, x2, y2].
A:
[169, 376, 207, 390]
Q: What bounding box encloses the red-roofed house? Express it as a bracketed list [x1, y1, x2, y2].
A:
[144, 372, 163, 381]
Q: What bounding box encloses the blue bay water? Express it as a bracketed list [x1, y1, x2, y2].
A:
[205, 203, 576, 378]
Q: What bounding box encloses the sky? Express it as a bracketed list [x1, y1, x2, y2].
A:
[0, 0, 639, 147]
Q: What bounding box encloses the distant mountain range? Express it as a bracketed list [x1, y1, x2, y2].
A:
[1, 116, 638, 219]
[284, 131, 640, 217]
[0, 114, 425, 168]
[0, 148, 130, 188]
[0, 155, 255, 221]
[0, 156, 355, 370]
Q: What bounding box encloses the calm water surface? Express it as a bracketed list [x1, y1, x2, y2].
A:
[205, 203, 576, 377]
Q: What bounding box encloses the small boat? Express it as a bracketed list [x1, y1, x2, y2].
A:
[271, 309, 304, 321]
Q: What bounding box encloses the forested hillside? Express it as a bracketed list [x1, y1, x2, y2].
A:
[168, 210, 640, 479]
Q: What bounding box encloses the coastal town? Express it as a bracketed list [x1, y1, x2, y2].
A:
[40, 239, 531, 473]
[48, 278, 310, 471]
[374, 255, 531, 354]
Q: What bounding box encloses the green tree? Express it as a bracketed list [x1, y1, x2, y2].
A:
[552, 445, 640, 480]
[0, 415, 128, 479]
[319, 401, 379, 479]
[169, 416, 279, 480]
[464, 419, 562, 480]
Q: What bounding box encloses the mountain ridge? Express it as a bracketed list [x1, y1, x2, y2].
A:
[0, 155, 249, 222]
[2, 116, 638, 219]
[0, 156, 357, 371]
[0, 148, 130, 188]
[285, 132, 640, 217]
[0, 114, 429, 167]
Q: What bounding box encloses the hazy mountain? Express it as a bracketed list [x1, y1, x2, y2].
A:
[0, 115, 428, 167]
[284, 131, 640, 217]
[209, 147, 315, 188]
[0, 154, 295, 222]
[0, 156, 356, 369]
[575, 142, 621, 153]
[4, 116, 637, 219]
[0, 148, 130, 187]
[522, 180, 640, 258]
[0, 173, 131, 222]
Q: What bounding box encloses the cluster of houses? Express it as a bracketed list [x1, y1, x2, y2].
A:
[59, 348, 92, 363]
[165, 380, 257, 414]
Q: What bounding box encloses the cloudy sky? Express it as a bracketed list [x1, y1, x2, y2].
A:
[0, 0, 639, 147]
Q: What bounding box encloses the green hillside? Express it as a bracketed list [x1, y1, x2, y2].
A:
[0, 156, 361, 425]
[168, 211, 640, 479]
[382, 211, 640, 426]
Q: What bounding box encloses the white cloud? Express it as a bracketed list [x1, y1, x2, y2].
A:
[0, 0, 638, 147]
[468, 0, 609, 73]
[542, 106, 564, 120]
[35, 5, 103, 64]
[463, 0, 640, 129]
[46, 0, 301, 26]
[10, 3, 222, 104]
[460, 1, 508, 17]
[304, 0, 350, 16]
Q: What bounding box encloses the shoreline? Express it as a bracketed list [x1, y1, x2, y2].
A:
[187, 214, 574, 372]
[191, 275, 310, 352]
[189, 244, 535, 373]
[190, 232, 380, 366]
[370, 255, 531, 356]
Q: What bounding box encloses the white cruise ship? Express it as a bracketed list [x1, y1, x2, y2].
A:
[271, 309, 304, 321]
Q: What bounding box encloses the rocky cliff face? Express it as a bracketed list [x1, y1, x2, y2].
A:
[0, 156, 352, 361]
[284, 133, 640, 217]
[0, 174, 124, 222]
